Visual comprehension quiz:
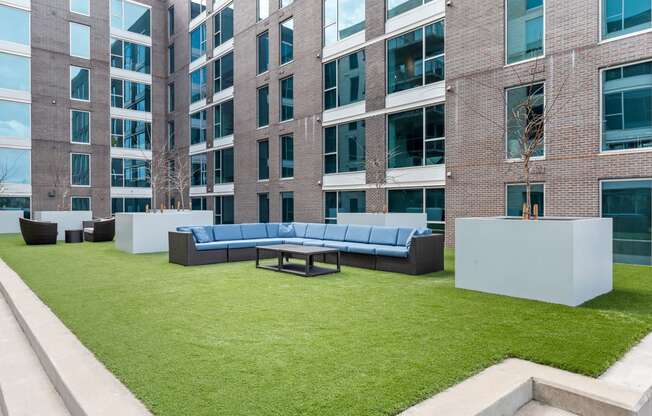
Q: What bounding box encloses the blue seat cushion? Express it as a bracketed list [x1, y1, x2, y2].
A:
[266, 223, 280, 238]
[396, 228, 416, 247]
[278, 223, 295, 238]
[293, 223, 309, 238]
[344, 225, 373, 244]
[324, 224, 348, 241]
[321, 240, 350, 252]
[227, 238, 284, 249]
[415, 228, 433, 236]
[373, 244, 409, 258]
[189, 226, 214, 243]
[241, 223, 268, 239]
[282, 237, 308, 245]
[347, 242, 376, 255]
[369, 226, 399, 246]
[302, 239, 325, 247]
[213, 225, 243, 241]
[305, 224, 327, 240]
[196, 241, 229, 251]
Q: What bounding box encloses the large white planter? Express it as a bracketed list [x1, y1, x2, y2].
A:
[33, 211, 93, 240]
[115, 211, 213, 254]
[0, 211, 23, 234]
[455, 217, 613, 307]
[337, 213, 427, 228]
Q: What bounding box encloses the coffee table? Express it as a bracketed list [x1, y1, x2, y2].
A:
[65, 229, 83, 244]
[256, 244, 340, 277]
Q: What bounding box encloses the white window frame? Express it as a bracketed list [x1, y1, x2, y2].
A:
[256, 31, 269, 75]
[110, 37, 152, 73]
[70, 152, 91, 187]
[111, 0, 152, 37]
[70, 0, 91, 16]
[386, 104, 446, 169]
[504, 0, 546, 67]
[70, 109, 91, 145]
[71, 196, 91, 211]
[504, 82, 546, 161]
[258, 192, 270, 223]
[279, 76, 294, 122]
[599, 0, 652, 43]
[70, 66, 91, 102]
[69, 22, 91, 60]
[279, 17, 294, 66]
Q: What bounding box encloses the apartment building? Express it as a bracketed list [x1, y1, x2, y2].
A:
[0, 0, 650, 265]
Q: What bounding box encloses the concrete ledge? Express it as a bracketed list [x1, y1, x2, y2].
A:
[0, 384, 8, 416]
[0, 260, 151, 416]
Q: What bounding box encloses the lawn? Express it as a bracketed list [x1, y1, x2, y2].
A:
[0, 234, 651, 416]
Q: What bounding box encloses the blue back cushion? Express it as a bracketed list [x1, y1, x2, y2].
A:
[241, 223, 268, 239]
[305, 224, 327, 240]
[212, 225, 243, 241]
[369, 226, 399, 246]
[324, 224, 348, 241]
[266, 223, 280, 238]
[278, 223, 295, 238]
[189, 226, 214, 243]
[344, 225, 372, 244]
[414, 228, 433, 236]
[293, 223, 309, 238]
[396, 228, 416, 247]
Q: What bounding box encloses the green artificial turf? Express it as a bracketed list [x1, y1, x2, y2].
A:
[0, 234, 651, 416]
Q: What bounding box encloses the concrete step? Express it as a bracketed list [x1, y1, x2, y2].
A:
[515, 401, 577, 416]
[0, 295, 70, 416]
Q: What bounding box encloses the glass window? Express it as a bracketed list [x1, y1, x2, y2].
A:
[214, 3, 234, 46]
[388, 189, 423, 214]
[167, 121, 175, 149]
[506, 0, 544, 64]
[280, 0, 294, 7]
[71, 197, 91, 211]
[111, 0, 151, 36]
[111, 118, 151, 149]
[214, 100, 234, 139]
[258, 140, 269, 180]
[258, 0, 269, 20]
[111, 78, 151, 111]
[71, 110, 90, 144]
[112, 197, 150, 213]
[70, 0, 90, 15]
[603, 0, 651, 39]
[111, 38, 151, 73]
[70, 23, 90, 59]
[257, 31, 269, 74]
[280, 134, 294, 178]
[214, 195, 234, 224]
[324, 120, 365, 174]
[258, 85, 269, 127]
[0, 100, 30, 140]
[602, 180, 652, 265]
[506, 183, 544, 217]
[506, 83, 544, 159]
[191, 153, 207, 186]
[388, 104, 445, 168]
[168, 82, 175, 112]
[387, 0, 433, 19]
[280, 18, 294, 65]
[168, 6, 174, 35]
[70, 66, 89, 101]
[324, 50, 366, 110]
[280, 76, 294, 121]
[324, 191, 366, 223]
[0, 53, 30, 92]
[168, 44, 175, 73]
[0, 196, 30, 219]
[111, 158, 150, 187]
[258, 193, 270, 223]
[190, 110, 207, 145]
[602, 61, 652, 151]
[0, 148, 30, 184]
[324, 0, 365, 45]
[214, 147, 234, 184]
[191, 196, 207, 210]
[71, 153, 90, 186]
[190, 24, 206, 62]
[0, 5, 30, 46]
[388, 188, 444, 231]
[189, 0, 206, 20]
[387, 20, 444, 94]
[425, 188, 445, 232]
[190, 66, 207, 103]
[214, 52, 233, 93]
[281, 192, 294, 222]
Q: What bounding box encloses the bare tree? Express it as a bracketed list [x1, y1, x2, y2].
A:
[166, 151, 191, 210]
[365, 147, 402, 213]
[48, 149, 70, 210]
[146, 150, 170, 212]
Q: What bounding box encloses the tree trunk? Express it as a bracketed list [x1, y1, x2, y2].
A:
[524, 158, 531, 220]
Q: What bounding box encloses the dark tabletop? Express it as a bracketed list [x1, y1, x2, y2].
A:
[257, 244, 339, 255]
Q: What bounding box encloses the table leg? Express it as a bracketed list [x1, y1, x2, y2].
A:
[305, 255, 311, 276]
[337, 251, 341, 272]
[277, 252, 283, 272]
[255, 248, 260, 267]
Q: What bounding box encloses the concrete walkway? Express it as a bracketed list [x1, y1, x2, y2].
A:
[600, 332, 652, 393]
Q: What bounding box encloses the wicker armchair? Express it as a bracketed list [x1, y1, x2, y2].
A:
[83, 218, 115, 242]
[19, 218, 57, 245]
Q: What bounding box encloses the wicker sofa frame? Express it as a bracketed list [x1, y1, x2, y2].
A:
[83, 218, 115, 242]
[19, 217, 57, 245]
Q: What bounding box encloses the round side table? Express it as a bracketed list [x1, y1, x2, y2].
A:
[65, 229, 83, 244]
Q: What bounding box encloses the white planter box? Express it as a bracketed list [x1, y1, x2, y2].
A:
[33, 211, 93, 240]
[0, 211, 23, 234]
[337, 213, 427, 228]
[455, 217, 613, 307]
[115, 211, 213, 254]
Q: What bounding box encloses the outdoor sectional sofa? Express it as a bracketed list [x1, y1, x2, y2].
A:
[169, 223, 444, 275]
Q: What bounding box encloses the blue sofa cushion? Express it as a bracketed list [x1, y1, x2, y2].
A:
[396, 228, 416, 247]
[322, 240, 350, 252]
[189, 226, 214, 243]
[293, 223, 309, 238]
[305, 224, 327, 240]
[196, 241, 229, 251]
[177, 226, 197, 242]
[227, 238, 284, 249]
[369, 226, 399, 246]
[212, 224, 243, 241]
[282, 237, 308, 245]
[278, 224, 295, 238]
[374, 245, 409, 258]
[302, 239, 325, 247]
[347, 242, 376, 255]
[415, 228, 433, 236]
[324, 224, 348, 241]
[241, 223, 268, 239]
[266, 223, 280, 238]
[344, 225, 372, 244]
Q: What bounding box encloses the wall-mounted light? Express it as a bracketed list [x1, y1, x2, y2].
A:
[447, 171, 452, 178]
[446, 85, 453, 92]
[446, 0, 453, 6]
